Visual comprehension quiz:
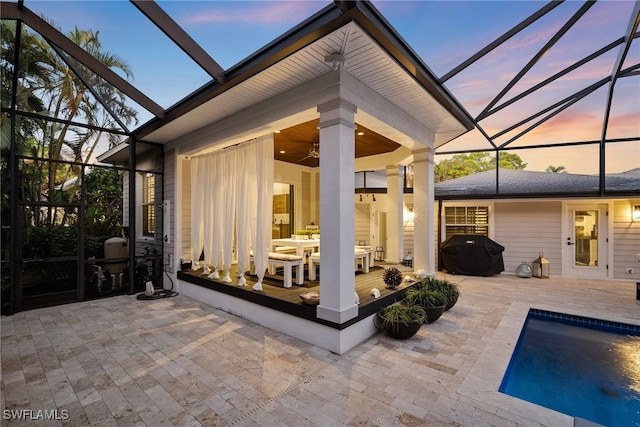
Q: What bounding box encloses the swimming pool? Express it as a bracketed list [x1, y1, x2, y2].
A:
[499, 309, 640, 427]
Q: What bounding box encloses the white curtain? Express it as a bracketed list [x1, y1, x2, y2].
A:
[190, 134, 273, 288]
[190, 155, 205, 269]
[209, 153, 224, 279]
[235, 146, 250, 286]
[221, 148, 237, 282]
[201, 155, 214, 276]
[248, 135, 274, 289]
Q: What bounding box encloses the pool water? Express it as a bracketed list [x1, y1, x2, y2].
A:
[499, 309, 640, 427]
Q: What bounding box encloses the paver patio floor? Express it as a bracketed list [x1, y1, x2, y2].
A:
[2, 274, 638, 426]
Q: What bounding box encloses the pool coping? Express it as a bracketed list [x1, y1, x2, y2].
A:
[457, 301, 640, 427]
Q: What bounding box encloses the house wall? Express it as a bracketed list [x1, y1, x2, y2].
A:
[433, 198, 639, 280]
[348, 194, 426, 264]
[612, 198, 640, 281]
[355, 203, 370, 244]
[493, 201, 563, 276]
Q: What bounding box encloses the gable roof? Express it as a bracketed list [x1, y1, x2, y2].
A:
[434, 168, 640, 200]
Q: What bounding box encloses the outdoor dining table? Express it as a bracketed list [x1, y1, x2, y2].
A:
[270, 238, 320, 258]
[269, 238, 320, 276]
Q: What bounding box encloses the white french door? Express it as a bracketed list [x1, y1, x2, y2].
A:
[564, 203, 608, 278]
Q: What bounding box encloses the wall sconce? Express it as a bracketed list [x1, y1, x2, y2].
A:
[633, 204, 640, 222]
[405, 208, 415, 222]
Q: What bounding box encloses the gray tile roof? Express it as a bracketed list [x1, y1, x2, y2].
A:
[434, 168, 640, 199]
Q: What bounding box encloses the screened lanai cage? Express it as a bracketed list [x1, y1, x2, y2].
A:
[1, 0, 639, 314]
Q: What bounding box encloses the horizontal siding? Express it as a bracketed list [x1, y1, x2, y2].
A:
[122, 171, 129, 227]
[403, 221, 414, 259]
[355, 204, 370, 245]
[613, 199, 640, 280]
[494, 201, 563, 276]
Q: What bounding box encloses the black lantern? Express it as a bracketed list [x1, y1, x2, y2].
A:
[532, 252, 550, 278]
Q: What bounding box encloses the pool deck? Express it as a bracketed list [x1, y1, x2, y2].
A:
[2, 274, 639, 426]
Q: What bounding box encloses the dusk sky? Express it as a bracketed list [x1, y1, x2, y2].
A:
[17, 0, 640, 174]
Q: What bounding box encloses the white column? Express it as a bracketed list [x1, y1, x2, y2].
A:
[316, 99, 358, 323]
[385, 165, 404, 263]
[412, 147, 435, 275]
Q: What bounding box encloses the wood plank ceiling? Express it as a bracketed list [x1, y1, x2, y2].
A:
[274, 119, 400, 167]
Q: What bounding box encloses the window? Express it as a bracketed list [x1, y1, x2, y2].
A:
[142, 173, 155, 236]
[444, 206, 488, 239]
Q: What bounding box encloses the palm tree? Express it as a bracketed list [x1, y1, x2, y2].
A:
[3, 23, 138, 226]
[43, 28, 138, 210]
[545, 165, 567, 173]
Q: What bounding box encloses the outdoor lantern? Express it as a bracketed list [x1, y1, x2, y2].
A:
[532, 252, 550, 278]
[633, 204, 640, 222]
[403, 252, 413, 268]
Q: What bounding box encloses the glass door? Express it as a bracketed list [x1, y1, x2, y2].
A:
[566, 204, 607, 278]
[273, 183, 293, 239]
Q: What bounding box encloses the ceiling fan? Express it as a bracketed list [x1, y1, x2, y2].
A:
[299, 142, 319, 161]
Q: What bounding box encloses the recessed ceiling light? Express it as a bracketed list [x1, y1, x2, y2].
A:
[357, 131, 364, 136]
[274, 130, 281, 134]
[279, 150, 286, 154]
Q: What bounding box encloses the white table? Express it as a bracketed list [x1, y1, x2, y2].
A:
[270, 238, 320, 276]
[271, 238, 320, 258]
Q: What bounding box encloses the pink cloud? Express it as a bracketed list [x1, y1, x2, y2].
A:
[178, 2, 320, 26]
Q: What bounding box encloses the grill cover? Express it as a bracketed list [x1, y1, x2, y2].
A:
[440, 235, 505, 276]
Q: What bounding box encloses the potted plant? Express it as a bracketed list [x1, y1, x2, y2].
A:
[375, 301, 426, 339]
[423, 277, 460, 311]
[405, 286, 447, 323]
[294, 230, 313, 240]
[382, 267, 403, 290]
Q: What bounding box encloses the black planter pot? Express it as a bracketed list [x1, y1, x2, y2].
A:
[424, 305, 445, 323]
[445, 294, 459, 311]
[375, 312, 422, 339]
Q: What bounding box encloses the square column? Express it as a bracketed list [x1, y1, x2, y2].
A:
[316, 99, 358, 323]
[385, 165, 404, 263]
[412, 147, 435, 275]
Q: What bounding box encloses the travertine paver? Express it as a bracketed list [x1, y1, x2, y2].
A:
[2, 275, 639, 426]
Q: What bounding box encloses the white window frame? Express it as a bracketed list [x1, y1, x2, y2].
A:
[441, 202, 494, 241]
[139, 172, 156, 238]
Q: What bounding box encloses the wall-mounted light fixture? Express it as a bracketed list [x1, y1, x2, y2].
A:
[405, 208, 415, 222]
[633, 204, 640, 222]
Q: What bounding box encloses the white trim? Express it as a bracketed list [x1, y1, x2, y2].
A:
[562, 200, 614, 279]
[439, 201, 495, 241]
